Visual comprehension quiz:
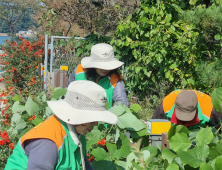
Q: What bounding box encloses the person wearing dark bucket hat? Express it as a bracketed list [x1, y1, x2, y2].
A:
[5, 80, 118, 170]
[66, 43, 129, 109]
[152, 90, 222, 130]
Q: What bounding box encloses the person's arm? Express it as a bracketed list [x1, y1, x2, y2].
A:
[112, 79, 130, 107]
[24, 138, 58, 170]
[208, 108, 222, 129]
[66, 66, 77, 87]
[152, 102, 167, 119]
[85, 154, 94, 170]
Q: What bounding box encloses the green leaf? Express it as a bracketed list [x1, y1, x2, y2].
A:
[215, 157, 222, 170]
[168, 133, 191, 152]
[162, 148, 177, 164]
[178, 145, 209, 168]
[25, 97, 40, 115]
[12, 95, 22, 101]
[115, 128, 120, 143]
[196, 127, 213, 146]
[92, 147, 109, 161]
[126, 152, 137, 170]
[129, 128, 148, 138]
[51, 88, 67, 99]
[31, 118, 43, 126]
[108, 105, 126, 116]
[209, 140, 222, 160]
[169, 63, 177, 69]
[92, 157, 116, 170]
[165, 71, 171, 78]
[214, 34, 221, 40]
[211, 87, 222, 113]
[166, 164, 179, 170]
[148, 21, 155, 25]
[118, 113, 146, 131]
[107, 143, 117, 158]
[86, 128, 101, 151]
[130, 104, 141, 113]
[11, 113, 26, 131]
[155, 54, 163, 63]
[12, 101, 25, 114]
[113, 133, 131, 159]
[199, 163, 212, 170]
[168, 125, 190, 140]
[115, 160, 126, 170]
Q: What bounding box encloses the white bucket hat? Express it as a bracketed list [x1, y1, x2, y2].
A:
[81, 43, 124, 70]
[47, 80, 118, 125]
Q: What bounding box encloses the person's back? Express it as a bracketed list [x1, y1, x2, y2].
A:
[152, 90, 222, 130]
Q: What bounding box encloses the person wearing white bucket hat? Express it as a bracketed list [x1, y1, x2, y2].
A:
[5, 80, 118, 170]
[67, 43, 129, 108]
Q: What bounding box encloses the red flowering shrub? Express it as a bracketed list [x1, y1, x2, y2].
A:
[0, 35, 45, 93]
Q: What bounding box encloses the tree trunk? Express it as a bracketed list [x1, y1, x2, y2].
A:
[9, 26, 14, 40]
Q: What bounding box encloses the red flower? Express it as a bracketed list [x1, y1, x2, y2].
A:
[100, 139, 106, 145]
[9, 143, 14, 150]
[29, 115, 36, 121]
[88, 156, 95, 163]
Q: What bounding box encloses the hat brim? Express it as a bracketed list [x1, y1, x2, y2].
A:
[47, 100, 118, 125]
[81, 57, 124, 70]
[175, 108, 196, 121]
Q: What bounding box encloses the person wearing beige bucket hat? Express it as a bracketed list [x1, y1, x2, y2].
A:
[5, 80, 118, 170]
[67, 43, 129, 108]
[152, 90, 222, 130]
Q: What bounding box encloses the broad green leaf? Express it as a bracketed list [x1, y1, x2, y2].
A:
[130, 104, 141, 113]
[117, 113, 146, 131]
[12, 95, 22, 101]
[199, 163, 212, 170]
[113, 133, 131, 159]
[162, 148, 177, 164]
[34, 91, 47, 104]
[11, 113, 22, 123]
[92, 157, 116, 170]
[25, 97, 40, 115]
[113, 145, 131, 159]
[214, 34, 221, 40]
[14, 117, 26, 131]
[215, 157, 222, 170]
[174, 157, 185, 170]
[12, 101, 25, 114]
[109, 105, 126, 116]
[92, 147, 109, 161]
[107, 143, 117, 158]
[126, 152, 137, 170]
[51, 88, 67, 99]
[196, 127, 213, 146]
[211, 87, 222, 113]
[168, 133, 191, 152]
[169, 63, 177, 69]
[166, 164, 179, 170]
[165, 71, 171, 78]
[168, 125, 190, 140]
[129, 128, 148, 138]
[141, 145, 158, 164]
[209, 140, 222, 160]
[86, 128, 101, 151]
[115, 160, 126, 170]
[115, 128, 120, 143]
[177, 145, 209, 168]
[148, 21, 155, 25]
[31, 118, 43, 126]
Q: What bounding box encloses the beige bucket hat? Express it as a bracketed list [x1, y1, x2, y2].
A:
[81, 43, 124, 70]
[47, 80, 118, 125]
[175, 91, 198, 121]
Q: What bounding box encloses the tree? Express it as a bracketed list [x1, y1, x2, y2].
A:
[0, 0, 42, 39]
[38, 0, 140, 36]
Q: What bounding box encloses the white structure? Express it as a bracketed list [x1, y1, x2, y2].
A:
[19, 30, 37, 35]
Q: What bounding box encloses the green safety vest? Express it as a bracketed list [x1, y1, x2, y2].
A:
[163, 89, 213, 130]
[4, 115, 86, 170]
[75, 64, 122, 108]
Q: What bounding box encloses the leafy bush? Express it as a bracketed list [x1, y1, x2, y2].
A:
[111, 0, 201, 96]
